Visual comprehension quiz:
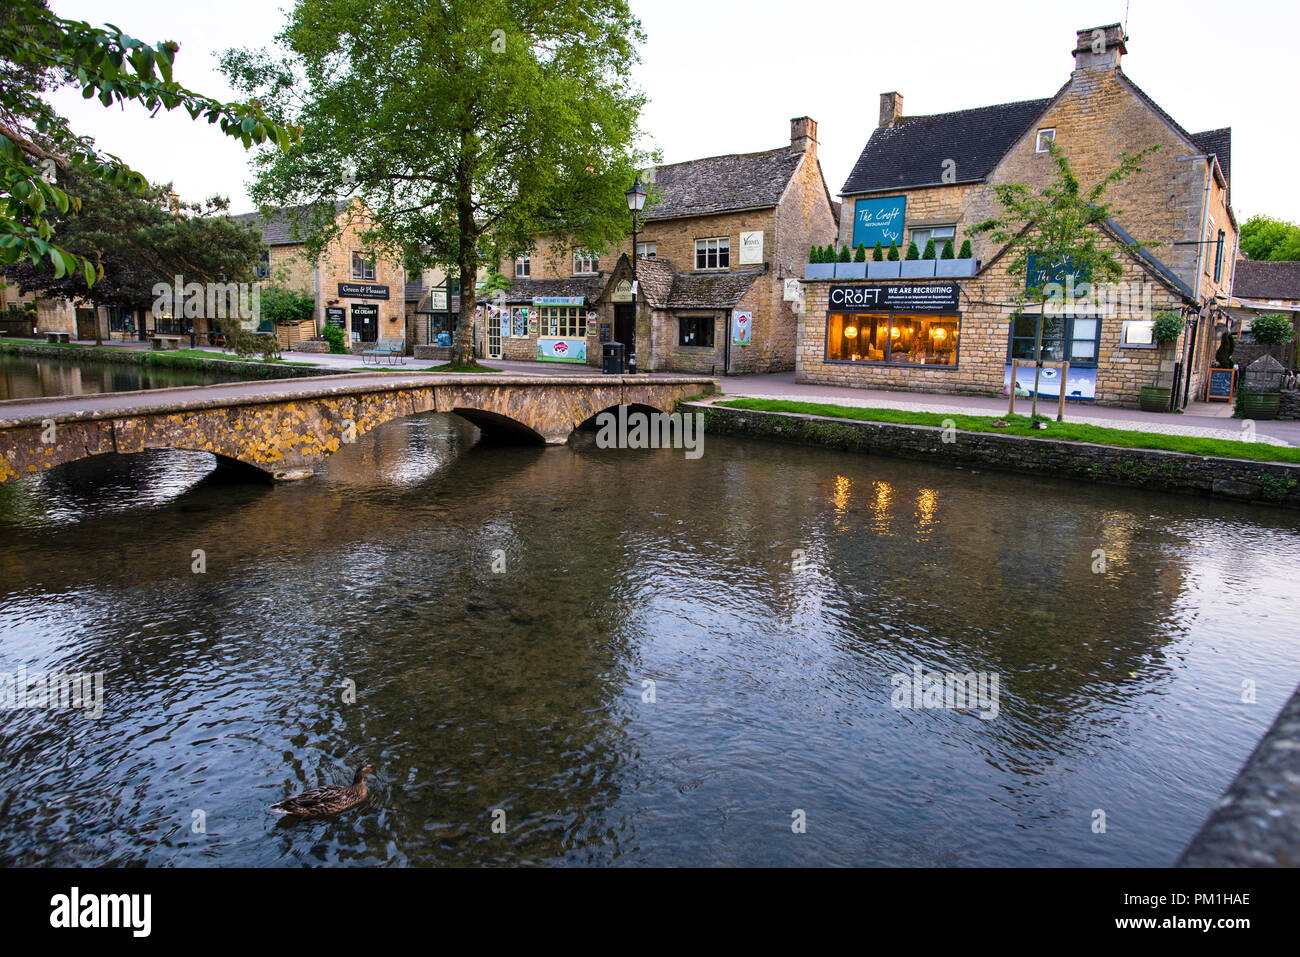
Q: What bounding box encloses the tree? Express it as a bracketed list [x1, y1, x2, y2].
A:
[5, 162, 262, 343]
[1239, 215, 1300, 262]
[0, 0, 298, 285]
[222, 0, 649, 368]
[971, 139, 1158, 420]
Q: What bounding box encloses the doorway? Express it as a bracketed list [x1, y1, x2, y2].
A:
[487, 309, 502, 359]
[614, 303, 636, 368]
[351, 303, 378, 343]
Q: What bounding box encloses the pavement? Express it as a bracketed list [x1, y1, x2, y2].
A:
[24, 338, 1300, 447]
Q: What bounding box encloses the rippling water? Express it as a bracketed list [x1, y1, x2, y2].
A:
[1, 400, 1298, 866]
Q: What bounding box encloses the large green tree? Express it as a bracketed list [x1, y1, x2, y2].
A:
[1239, 214, 1300, 262]
[971, 141, 1158, 420]
[222, 0, 650, 367]
[0, 0, 297, 284]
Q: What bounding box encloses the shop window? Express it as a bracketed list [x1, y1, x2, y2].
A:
[542, 305, 584, 338]
[1009, 313, 1102, 363]
[678, 315, 714, 347]
[695, 237, 730, 270]
[351, 250, 376, 281]
[827, 312, 959, 366]
[256, 249, 271, 279]
[637, 243, 656, 259]
[515, 255, 530, 278]
[573, 249, 598, 275]
[909, 225, 955, 252]
[1035, 128, 1056, 153]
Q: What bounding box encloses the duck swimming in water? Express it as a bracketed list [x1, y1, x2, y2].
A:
[272, 764, 374, 818]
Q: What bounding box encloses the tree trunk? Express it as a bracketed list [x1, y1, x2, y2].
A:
[451, 130, 478, 369]
[1031, 298, 1045, 420]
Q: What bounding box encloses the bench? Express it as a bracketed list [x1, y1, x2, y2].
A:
[150, 335, 183, 351]
[361, 337, 405, 365]
[45, 331, 72, 344]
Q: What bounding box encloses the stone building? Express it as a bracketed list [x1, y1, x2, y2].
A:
[802, 23, 1236, 409]
[478, 116, 838, 373]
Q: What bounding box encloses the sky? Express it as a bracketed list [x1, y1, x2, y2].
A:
[44, 0, 1300, 223]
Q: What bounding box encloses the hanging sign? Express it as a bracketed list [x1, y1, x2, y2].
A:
[430, 289, 448, 312]
[732, 310, 752, 345]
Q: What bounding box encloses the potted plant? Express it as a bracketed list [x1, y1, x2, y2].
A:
[901, 239, 935, 278]
[869, 239, 901, 278]
[836, 242, 868, 278]
[1139, 310, 1186, 412]
[1237, 314, 1296, 419]
[804, 243, 835, 280]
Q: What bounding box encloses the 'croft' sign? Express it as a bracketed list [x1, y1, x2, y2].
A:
[829, 283, 959, 312]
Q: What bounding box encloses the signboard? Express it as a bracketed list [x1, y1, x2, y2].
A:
[513, 308, 527, 338]
[732, 310, 752, 345]
[337, 282, 390, 300]
[533, 296, 584, 306]
[1026, 253, 1088, 294]
[852, 196, 906, 249]
[586, 311, 599, 337]
[783, 278, 804, 303]
[430, 289, 448, 312]
[499, 311, 510, 341]
[739, 230, 764, 265]
[828, 283, 959, 312]
[1206, 367, 1236, 402]
[325, 306, 346, 329]
[1005, 363, 1096, 402]
[611, 280, 634, 303]
[527, 311, 539, 336]
[538, 338, 586, 363]
[599, 323, 612, 343]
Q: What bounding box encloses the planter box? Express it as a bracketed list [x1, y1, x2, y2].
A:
[804, 263, 836, 280]
[1139, 385, 1171, 412]
[1241, 391, 1281, 420]
[935, 258, 977, 277]
[867, 261, 901, 279]
[900, 260, 936, 278]
[834, 262, 867, 279]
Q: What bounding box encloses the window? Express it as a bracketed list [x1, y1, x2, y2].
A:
[1204, 217, 1215, 276]
[573, 249, 598, 275]
[1035, 128, 1056, 152]
[637, 242, 657, 259]
[909, 225, 956, 254]
[351, 250, 376, 281]
[827, 312, 960, 366]
[678, 315, 714, 347]
[1009, 313, 1103, 363]
[542, 305, 584, 338]
[1214, 229, 1225, 283]
[515, 255, 530, 278]
[256, 249, 271, 279]
[695, 237, 730, 270]
[108, 306, 134, 334]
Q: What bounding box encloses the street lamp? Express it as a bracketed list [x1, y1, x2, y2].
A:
[624, 175, 647, 373]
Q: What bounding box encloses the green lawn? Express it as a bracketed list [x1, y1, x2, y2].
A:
[418, 363, 502, 373]
[713, 397, 1300, 464]
[164, 349, 317, 367]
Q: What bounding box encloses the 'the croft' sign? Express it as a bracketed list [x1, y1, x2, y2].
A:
[829, 283, 959, 312]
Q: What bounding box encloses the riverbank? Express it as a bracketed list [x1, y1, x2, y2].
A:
[0, 340, 333, 380]
[688, 400, 1300, 509]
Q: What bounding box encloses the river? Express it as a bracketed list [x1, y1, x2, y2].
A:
[0, 356, 1297, 865]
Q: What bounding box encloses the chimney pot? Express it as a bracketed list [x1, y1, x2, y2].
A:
[879, 92, 904, 129]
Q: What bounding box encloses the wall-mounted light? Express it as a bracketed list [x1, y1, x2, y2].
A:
[844, 324, 858, 338]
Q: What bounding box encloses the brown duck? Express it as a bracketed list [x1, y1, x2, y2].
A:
[272, 764, 374, 818]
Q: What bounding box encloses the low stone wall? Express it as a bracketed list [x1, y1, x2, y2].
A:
[292, 340, 330, 354]
[413, 344, 451, 361]
[690, 403, 1300, 508]
[0, 342, 331, 379]
[1277, 389, 1300, 421]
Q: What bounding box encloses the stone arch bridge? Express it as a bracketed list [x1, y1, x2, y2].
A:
[0, 372, 717, 482]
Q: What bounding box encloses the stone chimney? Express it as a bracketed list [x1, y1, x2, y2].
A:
[1073, 23, 1126, 72]
[879, 92, 904, 129]
[790, 116, 818, 155]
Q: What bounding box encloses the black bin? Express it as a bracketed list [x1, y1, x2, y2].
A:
[602, 342, 625, 375]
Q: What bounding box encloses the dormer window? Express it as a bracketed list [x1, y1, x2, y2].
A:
[1035, 128, 1056, 153]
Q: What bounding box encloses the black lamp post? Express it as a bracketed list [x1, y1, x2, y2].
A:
[624, 175, 647, 372]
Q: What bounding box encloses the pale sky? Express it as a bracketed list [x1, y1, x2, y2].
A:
[45, 0, 1300, 223]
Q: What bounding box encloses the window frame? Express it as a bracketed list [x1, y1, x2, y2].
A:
[1007, 310, 1104, 365]
[573, 249, 599, 275]
[908, 224, 957, 253]
[1035, 128, 1056, 153]
[695, 237, 730, 271]
[515, 255, 530, 278]
[351, 250, 376, 282]
[256, 249, 271, 279]
[542, 304, 585, 338]
[1214, 229, 1225, 283]
[823, 310, 963, 368]
[637, 242, 657, 259]
[677, 314, 715, 348]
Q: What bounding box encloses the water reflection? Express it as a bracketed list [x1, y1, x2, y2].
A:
[0, 410, 1298, 866]
[0, 352, 240, 401]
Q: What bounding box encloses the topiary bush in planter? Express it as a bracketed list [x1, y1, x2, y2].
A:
[837, 245, 850, 262]
[872, 242, 883, 262]
[958, 239, 972, 259]
[887, 240, 900, 262]
[854, 243, 867, 262]
[905, 242, 920, 261]
[1250, 313, 1296, 362]
[921, 239, 936, 260]
[941, 240, 955, 260]
[1215, 331, 1235, 368]
[1140, 310, 1187, 411]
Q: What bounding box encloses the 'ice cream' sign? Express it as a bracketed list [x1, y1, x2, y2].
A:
[852, 196, 907, 249]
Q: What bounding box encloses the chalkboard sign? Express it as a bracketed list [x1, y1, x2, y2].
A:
[1206, 367, 1235, 402]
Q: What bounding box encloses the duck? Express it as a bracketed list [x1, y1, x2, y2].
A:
[271, 763, 374, 818]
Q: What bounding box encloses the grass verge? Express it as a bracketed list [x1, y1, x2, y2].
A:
[419, 363, 502, 373]
[713, 397, 1300, 464]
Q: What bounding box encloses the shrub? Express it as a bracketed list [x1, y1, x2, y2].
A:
[321, 324, 347, 354]
[1152, 310, 1187, 346]
[958, 239, 972, 258]
[1215, 331, 1235, 368]
[872, 241, 883, 262]
[905, 241, 920, 261]
[1250, 313, 1296, 347]
[941, 240, 955, 259]
[838, 245, 851, 263]
[808, 244, 819, 263]
[921, 239, 936, 260]
[854, 243, 867, 262]
[259, 286, 315, 327]
[887, 240, 899, 261]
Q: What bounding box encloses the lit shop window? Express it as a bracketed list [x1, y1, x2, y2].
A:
[826, 313, 960, 366]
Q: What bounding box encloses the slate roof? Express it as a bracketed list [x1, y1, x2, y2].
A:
[478, 275, 606, 305]
[230, 202, 347, 246]
[840, 98, 1053, 195]
[642, 147, 805, 221]
[1234, 260, 1300, 301]
[667, 270, 763, 309]
[1192, 127, 1231, 191]
[404, 281, 426, 302]
[626, 256, 676, 308]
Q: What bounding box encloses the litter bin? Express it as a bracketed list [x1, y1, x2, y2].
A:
[602, 341, 625, 375]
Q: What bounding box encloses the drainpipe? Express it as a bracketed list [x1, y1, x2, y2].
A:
[1177, 153, 1214, 409]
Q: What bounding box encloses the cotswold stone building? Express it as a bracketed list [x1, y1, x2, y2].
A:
[801, 23, 1236, 409]
[479, 117, 838, 373]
